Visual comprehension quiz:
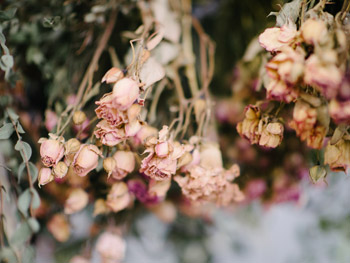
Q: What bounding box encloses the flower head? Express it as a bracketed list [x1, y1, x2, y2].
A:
[72, 144, 102, 177]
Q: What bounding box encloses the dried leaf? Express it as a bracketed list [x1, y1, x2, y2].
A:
[140, 57, 165, 89]
[309, 165, 327, 184]
[268, 0, 302, 27]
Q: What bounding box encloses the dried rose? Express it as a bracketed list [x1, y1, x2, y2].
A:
[64, 188, 89, 214]
[72, 144, 102, 177]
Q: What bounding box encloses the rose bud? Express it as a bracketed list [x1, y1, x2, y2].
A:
[47, 213, 70, 242]
[113, 77, 140, 110]
[72, 144, 103, 177]
[301, 19, 327, 45]
[96, 232, 126, 263]
[38, 167, 54, 187]
[127, 104, 141, 122]
[73, 110, 87, 125]
[155, 141, 169, 157]
[64, 188, 89, 214]
[148, 178, 171, 199]
[65, 138, 81, 155]
[101, 67, 124, 84]
[103, 157, 116, 178]
[93, 199, 109, 216]
[125, 120, 142, 137]
[38, 138, 65, 167]
[53, 161, 69, 179]
[106, 182, 131, 212]
[134, 125, 158, 145]
[112, 151, 135, 180]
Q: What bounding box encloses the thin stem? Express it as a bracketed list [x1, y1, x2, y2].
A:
[148, 78, 167, 124]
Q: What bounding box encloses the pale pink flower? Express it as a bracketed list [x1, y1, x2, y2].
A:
[106, 182, 131, 213]
[265, 79, 298, 103]
[38, 167, 54, 187]
[95, 120, 125, 147]
[64, 188, 89, 214]
[266, 46, 305, 85]
[101, 67, 124, 84]
[72, 144, 102, 177]
[329, 99, 350, 124]
[38, 137, 65, 167]
[113, 78, 139, 110]
[258, 23, 297, 52]
[96, 232, 126, 263]
[111, 151, 135, 180]
[133, 125, 158, 145]
[95, 93, 127, 127]
[124, 120, 142, 137]
[148, 178, 171, 199]
[304, 54, 343, 99]
[300, 19, 328, 45]
[44, 110, 58, 132]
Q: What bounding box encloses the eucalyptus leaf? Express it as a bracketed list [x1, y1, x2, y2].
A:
[1, 54, 14, 68]
[6, 108, 19, 121]
[0, 247, 17, 263]
[10, 222, 32, 245]
[17, 189, 31, 216]
[27, 217, 40, 233]
[30, 188, 41, 209]
[29, 162, 38, 182]
[0, 8, 17, 21]
[23, 245, 35, 263]
[17, 161, 26, 183]
[16, 121, 25, 133]
[0, 123, 14, 139]
[15, 140, 32, 161]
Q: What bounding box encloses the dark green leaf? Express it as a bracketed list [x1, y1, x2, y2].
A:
[18, 189, 31, 216]
[0, 123, 14, 139]
[15, 140, 32, 161]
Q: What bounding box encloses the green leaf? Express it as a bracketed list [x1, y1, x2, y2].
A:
[0, 123, 14, 139]
[18, 189, 31, 216]
[15, 140, 32, 161]
[27, 218, 40, 233]
[17, 162, 26, 183]
[0, 8, 17, 21]
[22, 245, 35, 263]
[26, 46, 44, 65]
[6, 108, 19, 121]
[30, 188, 41, 209]
[10, 222, 32, 245]
[28, 162, 38, 182]
[16, 121, 25, 133]
[1, 55, 14, 68]
[0, 247, 17, 263]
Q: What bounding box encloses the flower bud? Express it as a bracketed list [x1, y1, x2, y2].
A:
[65, 138, 81, 155]
[301, 19, 327, 45]
[134, 125, 158, 145]
[53, 161, 68, 179]
[72, 144, 102, 177]
[103, 157, 116, 177]
[38, 167, 54, 187]
[148, 178, 171, 198]
[47, 213, 70, 242]
[112, 151, 135, 180]
[106, 182, 131, 212]
[96, 232, 126, 262]
[101, 67, 124, 84]
[127, 104, 141, 122]
[125, 120, 142, 137]
[38, 138, 65, 167]
[113, 78, 140, 110]
[64, 188, 89, 214]
[73, 110, 87, 125]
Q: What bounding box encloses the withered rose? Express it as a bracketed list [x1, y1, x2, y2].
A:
[94, 120, 125, 147]
[38, 167, 54, 187]
[101, 67, 124, 84]
[106, 182, 131, 213]
[300, 19, 328, 45]
[72, 144, 102, 177]
[95, 93, 127, 127]
[47, 213, 70, 242]
[236, 105, 261, 144]
[265, 79, 298, 103]
[64, 188, 89, 214]
[259, 122, 284, 148]
[38, 136, 65, 167]
[111, 151, 135, 180]
[324, 139, 350, 172]
[113, 77, 140, 110]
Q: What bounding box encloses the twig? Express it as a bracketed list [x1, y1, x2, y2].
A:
[57, 9, 118, 136]
[148, 78, 167, 124]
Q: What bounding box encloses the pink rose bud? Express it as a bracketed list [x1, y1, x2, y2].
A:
[113, 77, 140, 110]
[106, 182, 131, 212]
[101, 67, 124, 84]
[148, 178, 171, 198]
[96, 232, 126, 262]
[103, 157, 116, 178]
[155, 141, 169, 157]
[73, 110, 87, 125]
[38, 167, 54, 187]
[64, 188, 89, 214]
[127, 104, 141, 122]
[65, 138, 81, 154]
[112, 151, 135, 180]
[134, 125, 158, 145]
[38, 138, 65, 167]
[95, 120, 125, 146]
[72, 144, 102, 177]
[125, 120, 142, 137]
[47, 213, 70, 242]
[93, 199, 109, 216]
